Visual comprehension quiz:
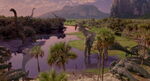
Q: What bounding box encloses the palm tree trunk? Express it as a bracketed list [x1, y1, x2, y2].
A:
[84, 46, 87, 58]
[37, 57, 40, 72]
[62, 63, 66, 71]
[97, 56, 101, 81]
[102, 51, 105, 81]
[97, 49, 102, 81]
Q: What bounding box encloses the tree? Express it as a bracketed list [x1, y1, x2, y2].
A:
[38, 69, 67, 81]
[48, 42, 77, 71]
[29, 46, 44, 72]
[93, 27, 115, 81]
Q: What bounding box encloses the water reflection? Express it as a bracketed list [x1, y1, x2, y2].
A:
[9, 47, 118, 78]
[3, 27, 118, 78]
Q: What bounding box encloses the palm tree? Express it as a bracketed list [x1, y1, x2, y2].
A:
[29, 46, 44, 72]
[38, 69, 67, 81]
[48, 42, 77, 71]
[93, 27, 115, 81]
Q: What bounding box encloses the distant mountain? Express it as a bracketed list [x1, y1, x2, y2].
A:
[111, 0, 150, 18]
[40, 4, 109, 19]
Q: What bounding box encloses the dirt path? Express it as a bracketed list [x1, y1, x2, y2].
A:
[64, 26, 79, 33]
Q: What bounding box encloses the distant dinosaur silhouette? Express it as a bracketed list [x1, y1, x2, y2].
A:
[10, 8, 36, 53]
[10, 8, 26, 44]
[30, 8, 35, 18]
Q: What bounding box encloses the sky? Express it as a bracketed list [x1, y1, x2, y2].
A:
[0, 0, 112, 17]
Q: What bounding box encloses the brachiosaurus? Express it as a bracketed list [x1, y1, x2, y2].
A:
[76, 22, 96, 57]
[25, 8, 36, 26]
[10, 8, 26, 44]
[30, 8, 35, 18]
[9, 8, 36, 53]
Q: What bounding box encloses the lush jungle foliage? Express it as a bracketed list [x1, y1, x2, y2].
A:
[0, 16, 66, 40]
[66, 18, 150, 37]
[48, 42, 77, 71]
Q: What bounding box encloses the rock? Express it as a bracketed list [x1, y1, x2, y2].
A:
[111, 0, 150, 18]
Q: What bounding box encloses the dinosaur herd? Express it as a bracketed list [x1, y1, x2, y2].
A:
[9, 8, 36, 44]
[0, 8, 37, 80]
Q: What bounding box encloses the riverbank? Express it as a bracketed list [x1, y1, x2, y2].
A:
[24, 72, 120, 81]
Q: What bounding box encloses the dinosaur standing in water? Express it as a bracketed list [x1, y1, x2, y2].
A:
[76, 22, 96, 57]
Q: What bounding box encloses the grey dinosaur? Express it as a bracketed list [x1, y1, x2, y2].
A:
[77, 22, 96, 57]
[110, 58, 150, 81]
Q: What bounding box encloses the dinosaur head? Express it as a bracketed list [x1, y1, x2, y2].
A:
[10, 8, 17, 16]
[10, 8, 15, 12]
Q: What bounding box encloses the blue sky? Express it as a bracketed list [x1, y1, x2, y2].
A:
[0, 0, 112, 16]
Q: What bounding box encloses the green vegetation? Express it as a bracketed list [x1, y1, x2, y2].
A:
[64, 19, 77, 26]
[68, 32, 137, 59]
[48, 42, 77, 71]
[29, 46, 44, 72]
[0, 15, 65, 40]
[66, 32, 84, 39]
[93, 27, 115, 81]
[1, 17, 150, 80]
[84, 68, 109, 74]
[38, 69, 67, 81]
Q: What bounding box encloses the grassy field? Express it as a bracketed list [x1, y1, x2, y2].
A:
[68, 32, 137, 59]
[84, 68, 109, 74]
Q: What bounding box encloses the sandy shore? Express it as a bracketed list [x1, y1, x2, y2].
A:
[24, 73, 120, 81]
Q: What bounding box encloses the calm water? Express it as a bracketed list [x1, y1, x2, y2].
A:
[9, 36, 118, 78]
[7, 27, 118, 78]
